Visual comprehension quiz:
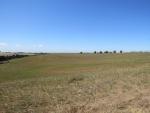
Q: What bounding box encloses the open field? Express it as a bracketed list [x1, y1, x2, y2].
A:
[0, 53, 150, 113]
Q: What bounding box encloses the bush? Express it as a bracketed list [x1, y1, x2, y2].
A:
[113, 50, 117, 54]
[120, 50, 123, 54]
[80, 52, 83, 54]
[0, 56, 7, 61]
[99, 51, 103, 54]
[104, 51, 109, 54]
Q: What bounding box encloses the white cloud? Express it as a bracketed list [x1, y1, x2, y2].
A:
[0, 42, 8, 47]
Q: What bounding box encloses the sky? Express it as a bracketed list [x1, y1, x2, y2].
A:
[0, 0, 150, 52]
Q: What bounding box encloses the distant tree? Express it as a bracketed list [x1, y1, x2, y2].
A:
[104, 51, 109, 54]
[99, 51, 103, 54]
[80, 52, 83, 54]
[113, 50, 117, 54]
[94, 51, 97, 54]
[120, 50, 123, 54]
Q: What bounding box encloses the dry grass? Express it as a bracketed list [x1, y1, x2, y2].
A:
[0, 53, 150, 113]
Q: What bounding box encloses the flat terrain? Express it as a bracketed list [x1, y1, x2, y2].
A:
[0, 53, 150, 113]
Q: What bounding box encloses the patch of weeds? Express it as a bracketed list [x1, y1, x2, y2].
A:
[68, 76, 84, 84]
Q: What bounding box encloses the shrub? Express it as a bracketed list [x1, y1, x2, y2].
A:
[120, 50, 123, 54]
[104, 51, 109, 54]
[113, 50, 117, 54]
[99, 51, 103, 54]
[80, 52, 83, 54]
[0, 56, 7, 61]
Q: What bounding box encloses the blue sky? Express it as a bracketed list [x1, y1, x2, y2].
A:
[0, 0, 150, 52]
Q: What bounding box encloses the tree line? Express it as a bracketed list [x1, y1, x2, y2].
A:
[0, 55, 28, 62]
[80, 50, 123, 54]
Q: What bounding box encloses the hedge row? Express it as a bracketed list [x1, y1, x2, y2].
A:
[0, 55, 28, 62]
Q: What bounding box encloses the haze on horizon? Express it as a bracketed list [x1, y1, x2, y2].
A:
[0, 0, 150, 52]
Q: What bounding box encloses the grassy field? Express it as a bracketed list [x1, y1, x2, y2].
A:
[0, 53, 150, 113]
